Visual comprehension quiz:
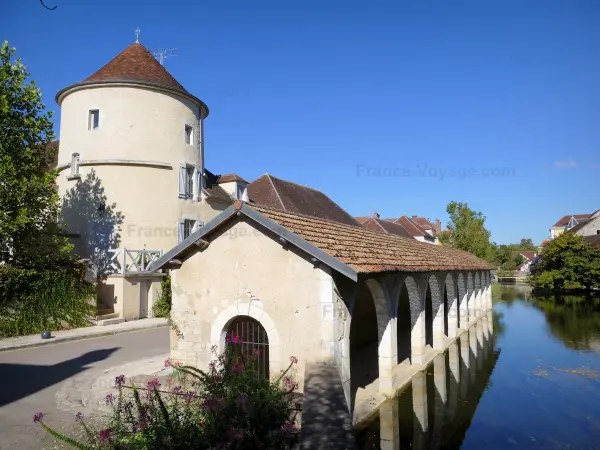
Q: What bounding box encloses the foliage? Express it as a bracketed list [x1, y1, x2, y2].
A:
[529, 232, 600, 291]
[0, 41, 73, 268]
[519, 238, 537, 252]
[37, 341, 299, 449]
[152, 276, 171, 318]
[491, 280, 502, 299]
[0, 263, 95, 337]
[438, 201, 491, 260]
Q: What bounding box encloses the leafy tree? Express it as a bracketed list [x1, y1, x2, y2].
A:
[439, 201, 491, 260]
[529, 233, 600, 291]
[0, 41, 72, 268]
[518, 238, 536, 252]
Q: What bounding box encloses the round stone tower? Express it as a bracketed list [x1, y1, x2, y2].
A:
[55, 42, 211, 279]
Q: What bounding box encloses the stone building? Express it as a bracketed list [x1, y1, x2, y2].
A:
[148, 200, 493, 422]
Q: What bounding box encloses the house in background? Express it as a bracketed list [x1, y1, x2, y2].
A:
[353, 213, 415, 239]
[567, 210, 600, 238]
[517, 251, 538, 274]
[549, 214, 593, 239]
[355, 214, 441, 244]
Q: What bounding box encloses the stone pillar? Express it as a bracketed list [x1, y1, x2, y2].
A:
[459, 334, 470, 398]
[447, 286, 459, 339]
[469, 325, 478, 360]
[468, 290, 477, 323]
[476, 319, 484, 349]
[433, 353, 447, 403]
[379, 318, 398, 395]
[487, 283, 493, 310]
[379, 400, 400, 450]
[412, 371, 428, 449]
[432, 300, 446, 351]
[486, 310, 494, 336]
[458, 289, 469, 330]
[411, 309, 427, 365]
[448, 341, 460, 384]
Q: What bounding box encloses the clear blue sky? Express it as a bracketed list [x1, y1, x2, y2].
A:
[3, 0, 599, 245]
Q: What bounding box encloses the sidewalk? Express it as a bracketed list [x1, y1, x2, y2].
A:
[0, 317, 169, 352]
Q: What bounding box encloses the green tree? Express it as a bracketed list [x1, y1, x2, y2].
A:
[439, 201, 491, 260]
[518, 238, 536, 251]
[529, 233, 600, 291]
[0, 41, 71, 268]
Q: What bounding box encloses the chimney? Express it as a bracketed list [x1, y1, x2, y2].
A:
[372, 212, 380, 219]
[435, 219, 441, 234]
[412, 215, 417, 219]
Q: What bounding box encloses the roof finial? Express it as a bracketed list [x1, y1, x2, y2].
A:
[135, 27, 141, 43]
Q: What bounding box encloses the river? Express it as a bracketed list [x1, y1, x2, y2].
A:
[355, 285, 600, 449]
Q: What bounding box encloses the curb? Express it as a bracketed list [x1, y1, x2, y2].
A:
[0, 319, 169, 353]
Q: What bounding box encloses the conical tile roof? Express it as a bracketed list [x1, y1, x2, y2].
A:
[84, 43, 188, 93]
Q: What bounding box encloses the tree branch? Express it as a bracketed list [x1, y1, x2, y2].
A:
[40, 0, 57, 10]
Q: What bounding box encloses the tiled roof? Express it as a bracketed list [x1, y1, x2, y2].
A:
[552, 214, 592, 228]
[539, 239, 549, 247]
[250, 204, 493, 273]
[520, 251, 536, 260]
[359, 216, 415, 239]
[411, 217, 434, 230]
[217, 174, 248, 184]
[204, 168, 233, 202]
[354, 216, 371, 225]
[394, 216, 428, 237]
[84, 43, 188, 94]
[248, 174, 359, 226]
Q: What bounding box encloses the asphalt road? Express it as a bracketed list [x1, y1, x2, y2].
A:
[0, 327, 170, 449]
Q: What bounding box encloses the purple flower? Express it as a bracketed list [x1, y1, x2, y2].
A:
[98, 429, 115, 442]
[231, 363, 242, 372]
[75, 412, 83, 421]
[171, 385, 182, 394]
[33, 412, 44, 423]
[115, 375, 125, 387]
[164, 359, 171, 368]
[231, 334, 244, 345]
[183, 391, 196, 401]
[105, 393, 115, 405]
[289, 356, 298, 364]
[146, 378, 161, 390]
[281, 420, 295, 433]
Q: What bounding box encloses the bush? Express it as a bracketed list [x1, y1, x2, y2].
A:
[0, 263, 96, 337]
[152, 276, 171, 318]
[36, 337, 299, 449]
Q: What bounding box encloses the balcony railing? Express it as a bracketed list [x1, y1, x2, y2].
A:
[109, 249, 162, 274]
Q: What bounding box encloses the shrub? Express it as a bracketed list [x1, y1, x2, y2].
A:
[0, 263, 95, 337]
[36, 337, 299, 449]
[152, 276, 171, 318]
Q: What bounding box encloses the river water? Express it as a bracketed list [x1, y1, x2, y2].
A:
[355, 285, 600, 449]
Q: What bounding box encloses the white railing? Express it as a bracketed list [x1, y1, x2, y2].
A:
[109, 249, 162, 274]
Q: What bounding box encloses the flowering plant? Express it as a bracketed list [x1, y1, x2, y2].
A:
[35, 336, 299, 448]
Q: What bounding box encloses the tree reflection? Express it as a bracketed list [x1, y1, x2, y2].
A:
[530, 293, 600, 352]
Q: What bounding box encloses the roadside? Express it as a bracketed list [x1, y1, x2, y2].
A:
[0, 318, 168, 352]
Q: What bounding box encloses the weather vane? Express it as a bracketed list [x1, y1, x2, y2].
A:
[135, 27, 141, 43]
[151, 47, 179, 66]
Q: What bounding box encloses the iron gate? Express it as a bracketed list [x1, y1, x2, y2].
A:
[226, 316, 270, 379]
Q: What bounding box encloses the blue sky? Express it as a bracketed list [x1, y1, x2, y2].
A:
[3, 0, 599, 244]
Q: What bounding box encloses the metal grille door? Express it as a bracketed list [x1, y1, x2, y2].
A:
[226, 316, 270, 379]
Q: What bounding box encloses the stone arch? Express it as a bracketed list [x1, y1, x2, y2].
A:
[466, 272, 475, 323]
[474, 272, 482, 319]
[444, 273, 458, 338]
[457, 273, 468, 329]
[423, 274, 443, 350]
[211, 301, 282, 376]
[404, 275, 427, 365]
[396, 276, 417, 365]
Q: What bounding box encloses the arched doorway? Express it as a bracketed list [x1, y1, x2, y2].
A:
[225, 316, 270, 379]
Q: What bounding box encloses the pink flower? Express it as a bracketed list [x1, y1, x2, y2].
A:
[231, 335, 244, 344]
[146, 378, 161, 390]
[289, 356, 298, 364]
[33, 412, 44, 423]
[98, 429, 115, 442]
[231, 363, 242, 372]
[164, 359, 171, 368]
[281, 420, 295, 433]
[253, 347, 261, 356]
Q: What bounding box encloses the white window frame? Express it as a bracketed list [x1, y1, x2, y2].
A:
[177, 217, 204, 243]
[179, 162, 201, 201]
[68, 153, 81, 180]
[88, 109, 99, 130]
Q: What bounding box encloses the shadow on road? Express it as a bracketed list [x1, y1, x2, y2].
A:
[0, 348, 119, 407]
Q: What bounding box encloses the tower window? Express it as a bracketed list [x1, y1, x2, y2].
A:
[68, 153, 80, 179]
[88, 110, 99, 130]
[185, 125, 194, 145]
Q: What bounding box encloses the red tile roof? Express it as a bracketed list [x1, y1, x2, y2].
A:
[393, 217, 428, 237]
[248, 174, 359, 226]
[520, 251, 536, 260]
[359, 216, 415, 239]
[84, 43, 188, 93]
[217, 174, 248, 184]
[552, 214, 592, 228]
[251, 205, 493, 273]
[539, 239, 549, 247]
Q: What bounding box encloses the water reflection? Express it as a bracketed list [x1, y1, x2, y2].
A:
[356, 312, 499, 450]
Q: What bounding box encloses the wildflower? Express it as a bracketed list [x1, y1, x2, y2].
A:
[289, 356, 298, 364]
[253, 347, 261, 356]
[75, 412, 83, 421]
[202, 396, 224, 412]
[164, 359, 171, 368]
[172, 385, 182, 394]
[105, 393, 115, 405]
[33, 412, 44, 423]
[281, 420, 295, 432]
[231, 363, 242, 372]
[183, 391, 196, 401]
[200, 419, 206, 428]
[115, 375, 125, 387]
[98, 429, 114, 442]
[146, 378, 161, 390]
[231, 335, 244, 345]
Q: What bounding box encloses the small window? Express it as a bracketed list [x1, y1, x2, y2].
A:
[69, 153, 80, 178]
[597, 230, 600, 235]
[88, 110, 99, 130]
[183, 219, 195, 240]
[185, 165, 195, 198]
[185, 125, 194, 145]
